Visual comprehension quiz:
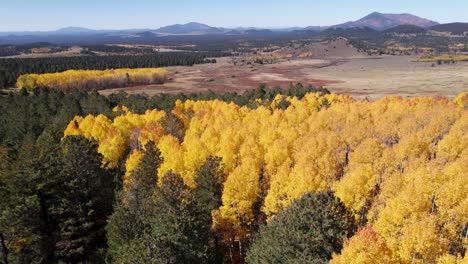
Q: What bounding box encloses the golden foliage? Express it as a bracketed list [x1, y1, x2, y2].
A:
[331, 226, 394, 264]
[454, 92, 468, 109]
[412, 55, 468, 62]
[64, 109, 166, 168]
[123, 150, 144, 186]
[64, 92, 467, 261]
[17, 68, 168, 90]
[245, 52, 293, 63]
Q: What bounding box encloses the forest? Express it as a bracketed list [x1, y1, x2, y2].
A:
[0, 84, 466, 263]
[0, 43, 69, 57]
[0, 52, 221, 88]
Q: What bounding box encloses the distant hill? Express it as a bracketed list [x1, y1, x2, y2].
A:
[383, 24, 427, 34]
[225, 30, 242, 35]
[136, 31, 158, 38]
[0, 27, 149, 37]
[0, 29, 94, 37]
[154, 22, 223, 34]
[244, 29, 274, 35]
[333, 12, 439, 30]
[321, 27, 378, 37]
[55, 27, 97, 34]
[304, 26, 329, 31]
[430, 23, 468, 35]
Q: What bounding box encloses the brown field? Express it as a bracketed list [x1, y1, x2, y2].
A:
[100, 56, 468, 99]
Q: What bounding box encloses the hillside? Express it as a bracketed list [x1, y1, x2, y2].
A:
[277, 37, 365, 58]
[382, 24, 427, 34]
[430, 22, 468, 35]
[321, 27, 379, 38]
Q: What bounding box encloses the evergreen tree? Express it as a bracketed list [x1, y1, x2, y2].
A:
[106, 142, 163, 263]
[0, 135, 64, 263]
[191, 157, 225, 263]
[246, 191, 357, 264]
[108, 158, 224, 263]
[54, 136, 114, 263]
[161, 113, 186, 143]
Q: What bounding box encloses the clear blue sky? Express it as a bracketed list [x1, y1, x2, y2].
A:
[2, 0, 467, 31]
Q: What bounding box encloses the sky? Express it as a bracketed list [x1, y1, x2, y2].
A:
[1, 0, 467, 31]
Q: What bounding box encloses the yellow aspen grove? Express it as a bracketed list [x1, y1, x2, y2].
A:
[219, 136, 264, 233]
[17, 68, 168, 91]
[64, 114, 126, 167]
[334, 138, 386, 217]
[64, 108, 167, 167]
[64, 92, 467, 260]
[157, 134, 185, 183]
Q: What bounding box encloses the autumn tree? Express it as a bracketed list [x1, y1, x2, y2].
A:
[330, 226, 394, 264]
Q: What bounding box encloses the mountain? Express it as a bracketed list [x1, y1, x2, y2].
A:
[430, 23, 468, 35]
[154, 22, 223, 34]
[333, 12, 439, 31]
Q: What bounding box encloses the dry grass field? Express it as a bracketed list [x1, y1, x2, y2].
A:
[100, 55, 468, 99]
[311, 56, 468, 99]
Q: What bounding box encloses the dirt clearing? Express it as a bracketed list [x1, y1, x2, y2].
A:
[100, 56, 468, 99]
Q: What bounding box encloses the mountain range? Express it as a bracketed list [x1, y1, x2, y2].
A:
[0, 12, 466, 45]
[0, 12, 443, 36]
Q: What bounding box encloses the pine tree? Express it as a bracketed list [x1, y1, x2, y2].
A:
[106, 142, 163, 263]
[246, 191, 357, 264]
[53, 135, 114, 263]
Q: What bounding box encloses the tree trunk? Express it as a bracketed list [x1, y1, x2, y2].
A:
[238, 239, 242, 259]
[0, 232, 8, 264]
[229, 238, 234, 263]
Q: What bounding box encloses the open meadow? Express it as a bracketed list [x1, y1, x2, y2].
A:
[100, 55, 468, 99]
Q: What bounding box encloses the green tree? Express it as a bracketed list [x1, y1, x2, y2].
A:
[0, 136, 64, 263]
[145, 171, 221, 263]
[108, 157, 224, 263]
[0, 135, 114, 264]
[106, 142, 163, 263]
[192, 156, 225, 263]
[246, 191, 357, 264]
[54, 136, 114, 263]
